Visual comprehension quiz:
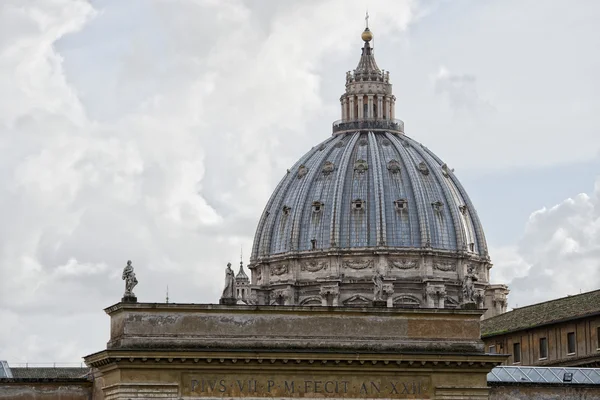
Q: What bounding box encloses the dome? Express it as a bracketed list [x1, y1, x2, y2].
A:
[251, 132, 488, 258]
[241, 25, 507, 313]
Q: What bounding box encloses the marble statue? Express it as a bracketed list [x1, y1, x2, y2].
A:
[462, 265, 478, 304]
[122, 260, 138, 297]
[221, 262, 235, 300]
[373, 270, 384, 301]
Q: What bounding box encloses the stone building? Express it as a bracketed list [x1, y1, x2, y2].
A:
[5, 21, 600, 400]
[482, 289, 600, 367]
[77, 24, 514, 399]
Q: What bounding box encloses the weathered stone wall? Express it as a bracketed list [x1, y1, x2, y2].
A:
[104, 303, 485, 354]
[0, 381, 92, 400]
[490, 384, 600, 399]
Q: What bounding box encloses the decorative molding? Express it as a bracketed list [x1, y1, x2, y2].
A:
[354, 159, 368, 173]
[342, 259, 373, 270]
[270, 264, 288, 276]
[319, 285, 339, 297]
[459, 205, 467, 215]
[387, 159, 401, 174]
[431, 201, 443, 212]
[433, 263, 456, 272]
[299, 296, 322, 306]
[322, 161, 334, 175]
[441, 163, 454, 177]
[382, 139, 391, 146]
[342, 294, 370, 306]
[358, 138, 368, 146]
[393, 294, 420, 307]
[297, 165, 308, 179]
[301, 261, 327, 272]
[383, 283, 394, 296]
[417, 161, 429, 175]
[389, 259, 418, 270]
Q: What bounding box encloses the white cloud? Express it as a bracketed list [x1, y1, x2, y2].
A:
[433, 66, 494, 113]
[1, 0, 599, 365]
[0, 0, 418, 363]
[491, 178, 600, 308]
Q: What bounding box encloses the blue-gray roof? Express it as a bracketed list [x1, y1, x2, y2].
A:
[0, 361, 12, 378]
[251, 131, 488, 261]
[488, 366, 600, 385]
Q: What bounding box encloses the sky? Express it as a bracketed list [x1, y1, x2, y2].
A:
[0, 0, 599, 363]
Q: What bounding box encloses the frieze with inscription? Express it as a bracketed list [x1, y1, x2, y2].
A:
[182, 373, 431, 399]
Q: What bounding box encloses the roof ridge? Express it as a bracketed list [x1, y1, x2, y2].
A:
[485, 288, 600, 321]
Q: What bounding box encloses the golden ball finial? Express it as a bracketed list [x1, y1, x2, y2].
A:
[361, 27, 373, 42]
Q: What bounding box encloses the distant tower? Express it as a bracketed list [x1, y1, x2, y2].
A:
[235, 260, 250, 302]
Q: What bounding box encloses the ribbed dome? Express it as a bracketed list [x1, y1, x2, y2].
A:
[237, 24, 507, 313]
[251, 131, 488, 260]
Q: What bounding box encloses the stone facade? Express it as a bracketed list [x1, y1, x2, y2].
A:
[84, 302, 506, 399]
[0, 380, 92, 400]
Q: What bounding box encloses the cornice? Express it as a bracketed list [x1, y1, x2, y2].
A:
[85, 350, 507, 371]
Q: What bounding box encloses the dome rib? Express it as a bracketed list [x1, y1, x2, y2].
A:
[409, 141, 467, 252]
[329, 132, 361, 248]
[289, 136, 342, 252]
[420, 146, 489, 258]
[368, 131, 387, 246]
[387, 133, 431, 247]
[252, 140, 329, 260]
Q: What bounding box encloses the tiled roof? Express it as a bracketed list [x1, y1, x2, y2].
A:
[482, 289, 600, 337]
[9, 367, 90, 379]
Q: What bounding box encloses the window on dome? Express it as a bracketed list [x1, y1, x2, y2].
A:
[352, 199, 365, 211]
[310, 239, 317, 250]
[469, 243, 475, 252]
[394, 199, 408, 211]
[312, 201, 323, 213]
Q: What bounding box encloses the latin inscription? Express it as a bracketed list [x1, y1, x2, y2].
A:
[181, 374, 430, 398]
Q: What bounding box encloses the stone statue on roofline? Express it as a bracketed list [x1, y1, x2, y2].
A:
[461, 265, 478, 309]
[220, 262, 237, 305]
[122, 260, 138, 302]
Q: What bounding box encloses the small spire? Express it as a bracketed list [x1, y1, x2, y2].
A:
[365, 10, 369, 29]
[236, 256, 249, 281]
[166, 285, 169, 303]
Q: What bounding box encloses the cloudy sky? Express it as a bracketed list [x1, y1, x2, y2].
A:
[1, 0, 599, 364]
